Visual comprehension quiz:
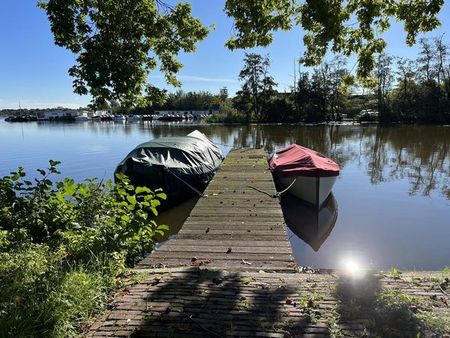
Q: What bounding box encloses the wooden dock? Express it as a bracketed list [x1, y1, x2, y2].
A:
[86, 149, 450, 337]
[138, 148, 295, 272]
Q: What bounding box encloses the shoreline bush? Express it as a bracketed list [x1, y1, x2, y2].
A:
[0, 161, 168, 336]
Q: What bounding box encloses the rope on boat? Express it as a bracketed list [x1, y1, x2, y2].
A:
[277, 178, 297, 196]
[247, 178, 297, 199]
[164, 167, 206, 197]
[247, 185, 277, 198]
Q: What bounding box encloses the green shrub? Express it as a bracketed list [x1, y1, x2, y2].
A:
[0, 162, 168, 264]
[0, 161, 168, 336]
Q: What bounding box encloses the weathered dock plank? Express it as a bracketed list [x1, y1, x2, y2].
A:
[137, 148, 295, 271]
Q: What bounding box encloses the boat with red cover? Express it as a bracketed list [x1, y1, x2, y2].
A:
[269, 144, 340, 209]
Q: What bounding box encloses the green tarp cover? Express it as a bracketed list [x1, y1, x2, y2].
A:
[116, 130, 223, 176]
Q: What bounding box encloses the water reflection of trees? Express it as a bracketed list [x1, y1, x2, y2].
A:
[157, 123, 448, 199]
[35, 122, 449, 199]
[228, 124, 449, 199]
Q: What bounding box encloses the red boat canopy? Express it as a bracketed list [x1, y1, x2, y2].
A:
[269, 144, 340, 177]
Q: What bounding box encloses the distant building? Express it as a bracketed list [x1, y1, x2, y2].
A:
[37, 110, 78, 121]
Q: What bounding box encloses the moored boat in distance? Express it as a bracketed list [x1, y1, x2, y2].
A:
[113, 114, 126, 121]
[269, 144, 340, 209]
[5, 115, 37, 122]
[126, 114, 142, 122]
[157, 113, 183, 122]
[100, 114, 113, 121]
[75, 113, 90, 121]
[115, 130, 224, 208]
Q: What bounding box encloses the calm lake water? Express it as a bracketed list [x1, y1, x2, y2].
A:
[1, 119, 449, 270]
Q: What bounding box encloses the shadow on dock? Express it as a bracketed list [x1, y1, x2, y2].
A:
[129, 268, 300, 337]
[110, 267, 341, 338]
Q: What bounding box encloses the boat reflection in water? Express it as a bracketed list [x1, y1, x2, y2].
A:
[152, 196, 200, 242]
[280, 192, 338, 252]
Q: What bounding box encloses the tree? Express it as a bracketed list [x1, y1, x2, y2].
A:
[418, 38, 435, 82]
[433, 35, 448, 88]
[39, 0, 209, 107]
[375, 53, 394, 121]
[293, 56, 349, 122]
[325, 56, 350, 121]
[295, 72, 313, 121]
[224, 0, 443, 80]
[394, 57, 417, 121]
[396, 57, 416, 97]
[219, 87, 229, 101]
[156, 90, 217, 111]
[237, 53, 277, 122]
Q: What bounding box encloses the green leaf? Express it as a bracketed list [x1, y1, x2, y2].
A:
[49, 160, 61, 167]
[135, 186, 151, 194]
[126, 195, 136, 205]
[157, 224, 169, 231]
[156, 192, 167, 200]
[150, 207, 158, 217]
[151, 199, 161, 208]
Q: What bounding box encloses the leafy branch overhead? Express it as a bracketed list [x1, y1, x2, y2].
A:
[38, 0, 210, 107]
[224, 0, 443, 79]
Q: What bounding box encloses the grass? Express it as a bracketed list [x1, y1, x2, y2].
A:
[297, 291, 323, 322]
[334, 273, 449, 337]
[373, 290, 420, 336]
[0, 247, 124, 337]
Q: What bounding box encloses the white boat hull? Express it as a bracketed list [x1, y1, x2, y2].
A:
[278, 175, 337, 209]
[75, 116, 90, 121]
[126, 115, 142, 121]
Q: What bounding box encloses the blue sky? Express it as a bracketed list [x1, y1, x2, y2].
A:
[0, 0, 449, 109]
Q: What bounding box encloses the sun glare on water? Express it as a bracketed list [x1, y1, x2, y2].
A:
[341, 258, 366, 278]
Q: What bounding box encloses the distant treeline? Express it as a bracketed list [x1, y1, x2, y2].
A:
[210, 36, 450, 124]
[0, 107, 82, 117]
[116, 90, 225, 115]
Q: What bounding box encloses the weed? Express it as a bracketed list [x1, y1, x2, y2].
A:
[298, 291, 323, 322]
[411, 276, 422, 286]
[327, 305, 343, 337]
[388, 267, 402, 279]
[241, 276, 253, 285]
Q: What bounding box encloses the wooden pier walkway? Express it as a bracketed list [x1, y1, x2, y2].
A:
[138, 148, 295, 272]
[86, 149, 450, 337]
